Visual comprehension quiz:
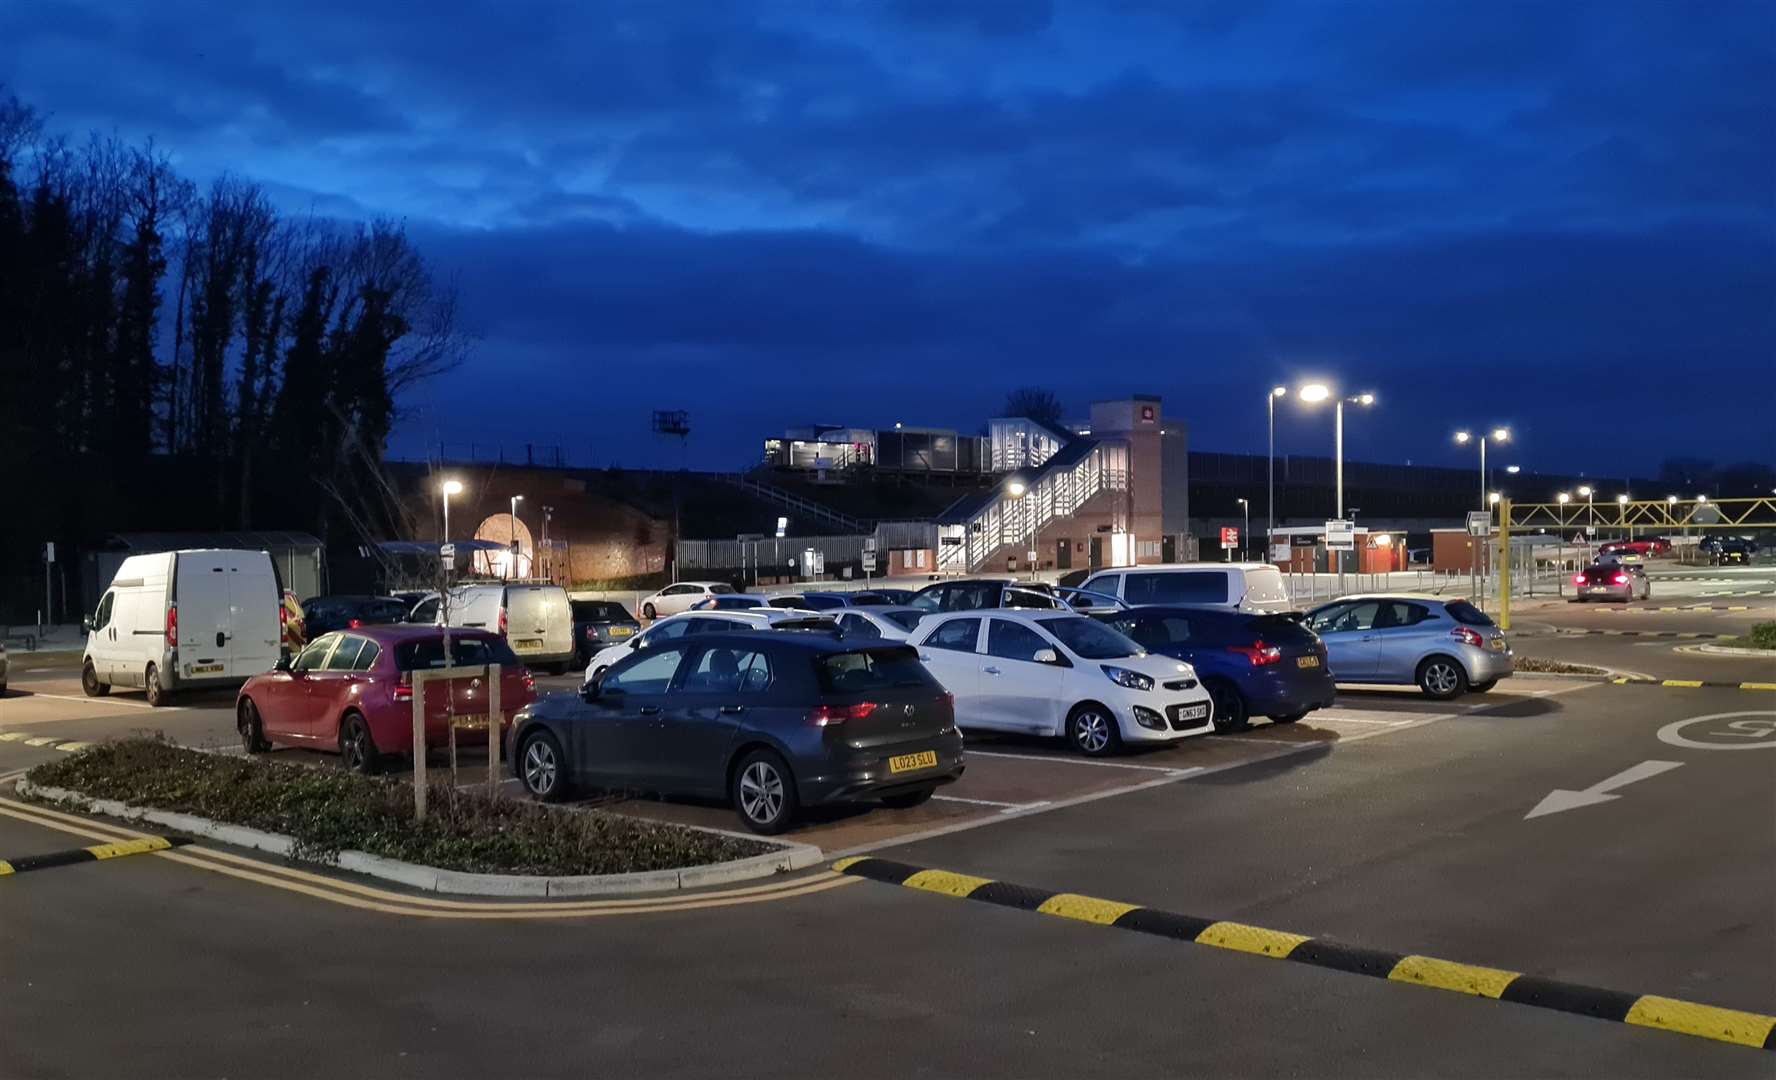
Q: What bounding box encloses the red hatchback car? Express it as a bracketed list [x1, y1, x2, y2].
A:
[236, 626, 536, 773]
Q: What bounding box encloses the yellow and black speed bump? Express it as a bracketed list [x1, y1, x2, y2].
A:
[0, 835, 190, 877]
[1609, 676, 1776, 691]
[832, 856, 1776, 1052]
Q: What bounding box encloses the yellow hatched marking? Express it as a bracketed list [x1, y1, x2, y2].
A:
[1036, 893, 1139, 925]
[1624, 995, 1776, 1049]
[829, 856, 865, 873]
[1194, 921, 1308, 958]
[1388, 955, 1519, 998]
[1661, 680, 1703, 688]
[1740, 683, 1776, 692]
[86, 836, 172, 861]
[900, 869, 994, 898]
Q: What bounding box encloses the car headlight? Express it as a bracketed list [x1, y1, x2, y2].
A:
[1101, 665, 1154, 691]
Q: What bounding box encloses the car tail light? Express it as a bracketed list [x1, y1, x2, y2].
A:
[1226, 640, 1282, 666]
[521, 669, 536, 693]
[392, 671, 413, 703]
[279, 604, 288, 633]
[586, 626, 598, 639]
[498, 606, 508, 636]
[809, 702, 878, 727]
[165, 603, 178, 648]
[348, 618, 363, 629]
[1613, 573, 1628, 585]
[1449, 626, 1484, 648]
[1573, 574, 1587, 586]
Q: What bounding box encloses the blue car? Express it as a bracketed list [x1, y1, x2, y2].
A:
[1095, 606, 1336, 731]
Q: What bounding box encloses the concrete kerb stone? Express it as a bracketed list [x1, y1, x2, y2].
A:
[14, 780, 821, 898]
[1692, 643, 1776, 659]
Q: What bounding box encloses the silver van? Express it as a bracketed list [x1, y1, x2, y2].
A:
[411, 582, 575, 673]
[1079, 563, 1294, 614]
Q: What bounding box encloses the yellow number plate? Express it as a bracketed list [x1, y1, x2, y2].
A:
[1296, 655, 1321, 668]
[889, 750, 938, 774]
[610, 627, 634, 638]
[189, 663, 224, 675]
[514, 639, 543, 652]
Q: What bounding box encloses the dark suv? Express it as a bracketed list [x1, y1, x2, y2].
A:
[909, 579, 1065, 613]
[298, 595, 411, 638]
[571, 600, 642, 665]
[510, 631, 965, 833]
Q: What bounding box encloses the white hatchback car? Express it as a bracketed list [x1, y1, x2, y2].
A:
[831, 607, 928, 643]
[638, 581, 739, 620]
[909, 609, 1214, 756]
[581, 609, 834, 685]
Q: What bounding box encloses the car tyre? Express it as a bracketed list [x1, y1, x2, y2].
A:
[144, 664, 170, 707]
[1204, 680, 1249, 733]
[643, 603, 657, 621]
[82, 660, 111, 697]
[238, 698, 271, 753]
[881, 787, 934, 810]
[732, 748, 798, 834]
[1469, 678, 1499, 693]
[1417, 656, 1469, 700]
[339, 712, 382, 774]
[1269, 711, 1308, 724]
[1067, 702, 1122, 757]
[518, 728, 570, 802]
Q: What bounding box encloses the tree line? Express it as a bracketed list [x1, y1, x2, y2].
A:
[0, 88, 467, 619]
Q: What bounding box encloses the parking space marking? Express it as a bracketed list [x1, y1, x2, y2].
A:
[930, 794, 1026, 809]
[0, 733, 102, 754]
[0, 796, 857, 918]
[964, 749, 1195, 774]
[832, 856, 1776, 1052]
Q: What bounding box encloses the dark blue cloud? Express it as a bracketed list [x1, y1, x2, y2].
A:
[1, 0, 1769, 473]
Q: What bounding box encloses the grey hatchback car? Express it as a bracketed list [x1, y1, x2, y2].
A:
[1301, 595, 1513, 700]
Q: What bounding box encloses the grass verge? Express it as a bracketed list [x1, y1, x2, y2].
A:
[23, 737, 770, 875]
[1516, 656, 1610, 675]
[1716, 621, 1776, 651]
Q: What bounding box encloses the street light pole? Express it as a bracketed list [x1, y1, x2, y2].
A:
[1267, 386, 1284, 559]
[1237, 497, 1249, 561]
[508, 494, 524, 579]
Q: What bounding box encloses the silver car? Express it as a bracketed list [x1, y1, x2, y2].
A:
[1302, 595, 1514, 700]
[1574, 562, 1651, 603]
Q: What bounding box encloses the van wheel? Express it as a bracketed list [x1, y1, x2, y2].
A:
[339, 713, 381, 774]
[238, 698, 271, 753]
[144, 664, 170, 707]
[82, 661, 110, 698]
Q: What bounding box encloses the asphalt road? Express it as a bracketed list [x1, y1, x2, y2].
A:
[1, 595, 1772, 1078]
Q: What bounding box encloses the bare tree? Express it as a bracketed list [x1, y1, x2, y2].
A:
[1003, 386, 1066, 429]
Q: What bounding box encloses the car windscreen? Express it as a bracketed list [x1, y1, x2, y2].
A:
[800, 594, 845, 610]
[360, 599, 410, 623]
[395, 634, 520, 670]
[1036, 616, 1141, 659]
[1242, 613, 1319, 644]
[817, 647, 942, 693]
[715, 596, 764, 608]
[882, 610, 925, 632]
[707, 583, 737, 594]
[572, 601, 635, 622]
[1444, 600, 1495, 627]
[1241, 568, 1291, 606]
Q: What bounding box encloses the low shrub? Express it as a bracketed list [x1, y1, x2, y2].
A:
[1515, 656, 1609, 675]
[26, 737, 769, 876]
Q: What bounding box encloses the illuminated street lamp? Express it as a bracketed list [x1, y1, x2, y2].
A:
[507, 494, 525, 580]
[1454, 427, 1510, 512]
[1004, 479, 1032, 578]
[1506, 465, 1521, 475]
[1489, 492, 1501, 506]
[440, 479, 464, 541]
[1297, 384, 1375, 518]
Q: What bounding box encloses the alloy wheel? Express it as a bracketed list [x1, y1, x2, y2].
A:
[1072, 710, 1111, 754]
[1424, 662, 1460, 696]
[523, 739, 558, 796]
[738, 761, 785, 824]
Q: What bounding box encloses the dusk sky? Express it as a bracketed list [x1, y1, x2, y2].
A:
[4, 1, 1771, 475]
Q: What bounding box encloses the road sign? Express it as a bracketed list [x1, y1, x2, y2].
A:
[861, 553, 877, 572]
[1026, 549, 1038, 562]
[1467, 511, 1493, 537]
[1220, 527, 1239, 550]
[439, 543, 456, 561]
[1271, 542, 1291, 562]
[44, 541, 54, 564]
[1325, 519, 1354, 551]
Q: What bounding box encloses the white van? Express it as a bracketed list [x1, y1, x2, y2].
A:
[1079, 562, 1295, 614]
[82, 549, 284, 706]
[410, 582, 575, 672]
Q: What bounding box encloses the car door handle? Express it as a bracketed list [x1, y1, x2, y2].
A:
[1360, 634, 1378, 641]
[215, 632, 226, 647]
[919, 653, 933, 662]
[639, 706, 661, 716]
[720, 705, 745, 715]
[983, 665, 1002, 675]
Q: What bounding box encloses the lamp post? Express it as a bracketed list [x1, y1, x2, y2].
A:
[440, 479, 463, 558]
[507, 495, 524, 579]
[1296, 384, 1374, 519]
[1006, 479, 1031, 579]
[1617, 493, 1630, 540]
[1267, 385, 1285, 558]
[1236, 497, 1249, 561]
[1453, 427, 1510, 511]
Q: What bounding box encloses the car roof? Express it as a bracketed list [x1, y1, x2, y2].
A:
[1316, 593, 1456, 604]
[329, 624, 498, 644]
[681, 629, 888, 654]
[925, 608, 1082, 623]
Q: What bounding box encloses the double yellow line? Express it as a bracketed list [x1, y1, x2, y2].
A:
[0, 795, 853, 918]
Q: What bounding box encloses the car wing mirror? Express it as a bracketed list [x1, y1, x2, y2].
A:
[579, 681, 600, 703]
[274, 655, 294, 673]
[1033, 648, 1060, 665]
[82, 615, 94, 632]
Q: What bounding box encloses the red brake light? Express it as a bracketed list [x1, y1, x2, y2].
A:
[392, 671, 413, 703]
[521, 669, 536, 693]
[1613, 573, 1628, 585]
[1573, 574, 1586, 586]
[1226, 641, 1282, 666]
[1449, 627, 1484, 648]
[498, 607, 508, 637]
[810, 702, 878, 727]
[166, 603, 178, 648]
[348, 618, 363, 629]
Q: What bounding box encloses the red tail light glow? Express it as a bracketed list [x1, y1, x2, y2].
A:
[348, 618, 363, 629]
[498, 606, 508, 636]
[522, 669, 536, 693]
[392, 671, 413, 703]
[1226, 640, 1282, 666]
[1613, 573, 1628, 585]
[165, 603, 178, 648]
[1573, 574, 1587, 586]
[809, 702, 878, 727]
[1449, 627, 1484, 648]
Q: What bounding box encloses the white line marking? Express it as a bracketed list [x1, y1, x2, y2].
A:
[22, 737, 59, 747]
[930, 794, 1025, 809]
[17, 691, 181, 712]
[965, 749, 1195, 774]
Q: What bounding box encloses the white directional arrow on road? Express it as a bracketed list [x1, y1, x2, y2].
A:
[1524, 760, 1685, 819]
